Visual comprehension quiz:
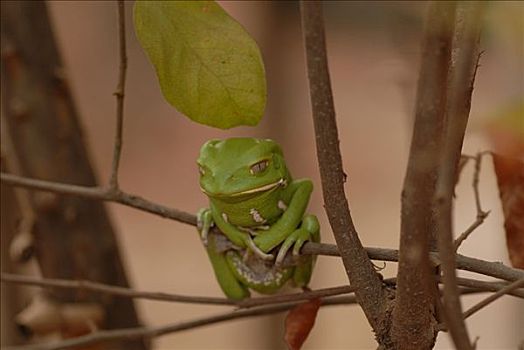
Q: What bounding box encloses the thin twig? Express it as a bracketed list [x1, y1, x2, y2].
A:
[472, 153, 484, 213]
[1, 272, 399, 310]
[302, 242, 524, 283]
[455, 277, 524, 299]
[2, 282, 518, 350]
[4, 272, 522, 312]
[0, 272, 362, 308]
[109, 0, 127, 190]
[305, 243, 524, 288]
[0, 173, 107, 198]
[239, 284, 357, 308]
[453, 215, 487, 251]
[0, 172, 196, 225]
[454, 152, 490, 250]
[438, 278, 524, 331]
[300, 0, 386, 330]
[1, 298, 357, 350]
[462, 278, 524, 319]
[0, 273, 235, 306]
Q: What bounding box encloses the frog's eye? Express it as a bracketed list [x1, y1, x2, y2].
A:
[250, 160, 269, 175]
[198, 165, 206, 176]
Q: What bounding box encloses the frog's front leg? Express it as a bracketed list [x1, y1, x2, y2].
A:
[211, 202, 274, 261]
[253, 179, 313, 253]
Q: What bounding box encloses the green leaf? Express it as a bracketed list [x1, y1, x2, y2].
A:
[134, 1, 266, 129]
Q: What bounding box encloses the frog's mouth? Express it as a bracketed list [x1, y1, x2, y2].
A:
[201, 178, 286, 199]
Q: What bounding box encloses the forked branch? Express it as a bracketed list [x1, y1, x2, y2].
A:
[454, 152, 490, 251]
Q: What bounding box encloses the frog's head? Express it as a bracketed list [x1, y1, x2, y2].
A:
[197, 138, 290, 201]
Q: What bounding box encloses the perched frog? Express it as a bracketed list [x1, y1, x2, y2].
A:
[197, 138, 320, 300]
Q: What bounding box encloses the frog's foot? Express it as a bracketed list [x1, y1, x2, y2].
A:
[275, 228, 310, 266]
[197, 208, 214, 246]
[245, 235, 274, 261]
[238, 226, 259, 237]
[275, 215, 320, 266]
[225, 250, 293, 295]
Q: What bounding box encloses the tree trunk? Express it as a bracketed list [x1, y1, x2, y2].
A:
[0, 2, 147, 349]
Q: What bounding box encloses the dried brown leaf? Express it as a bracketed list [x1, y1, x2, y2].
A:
[284, 297, 321, 350]
[492, 154, 524, 268]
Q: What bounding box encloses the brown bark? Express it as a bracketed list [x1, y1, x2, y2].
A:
[0, 2, 147, 349]
[392, 2, 456, 349]
[434, 3, 485, 349]
[0, 161, 26, 346]
[300, 0, 388, 338]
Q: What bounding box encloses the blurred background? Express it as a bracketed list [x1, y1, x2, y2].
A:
[2, 1, 523, 349]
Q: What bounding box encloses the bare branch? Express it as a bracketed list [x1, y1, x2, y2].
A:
[1, 172, 107, 198]
[1, 273, 520, 350]
[0, 272, 359, 308]
[0, 172, 196, 225]
[2, 167, 523, 288]
[2, 298, 357, 350]
[2, 176, 522, 284]
[5, 272, 522, 312]
[393, 2, 457, 348]
[452, 252, 524, 282]
[0, 273, 234, 306]
[454, 152, 490, 250]
[455, 277, 524, 299]
[435, 3, 485, 348]
[438, 278, 524, 331]
[109, 0, 127, 190]
[2, 283, 513, 350]
[299, 0, 386, 331]
[240, 284, 356, 309]
[302, 243, 524, 283]
[462, 278, 524, 319]
[453, 214, 488, 251]
[1, 273, 401, 311]
[472, 153, 485, 214]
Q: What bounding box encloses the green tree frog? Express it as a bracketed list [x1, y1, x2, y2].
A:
[197, 138, 320, 300]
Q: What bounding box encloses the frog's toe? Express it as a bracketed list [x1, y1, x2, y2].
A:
[200, 224, 212, 246]
[276, 228, 310, 266]
[197, 208, 214, 246]
[275, 238, 294, 266]
[246, 236, 274, 261]
[292, 234, 309, 257]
